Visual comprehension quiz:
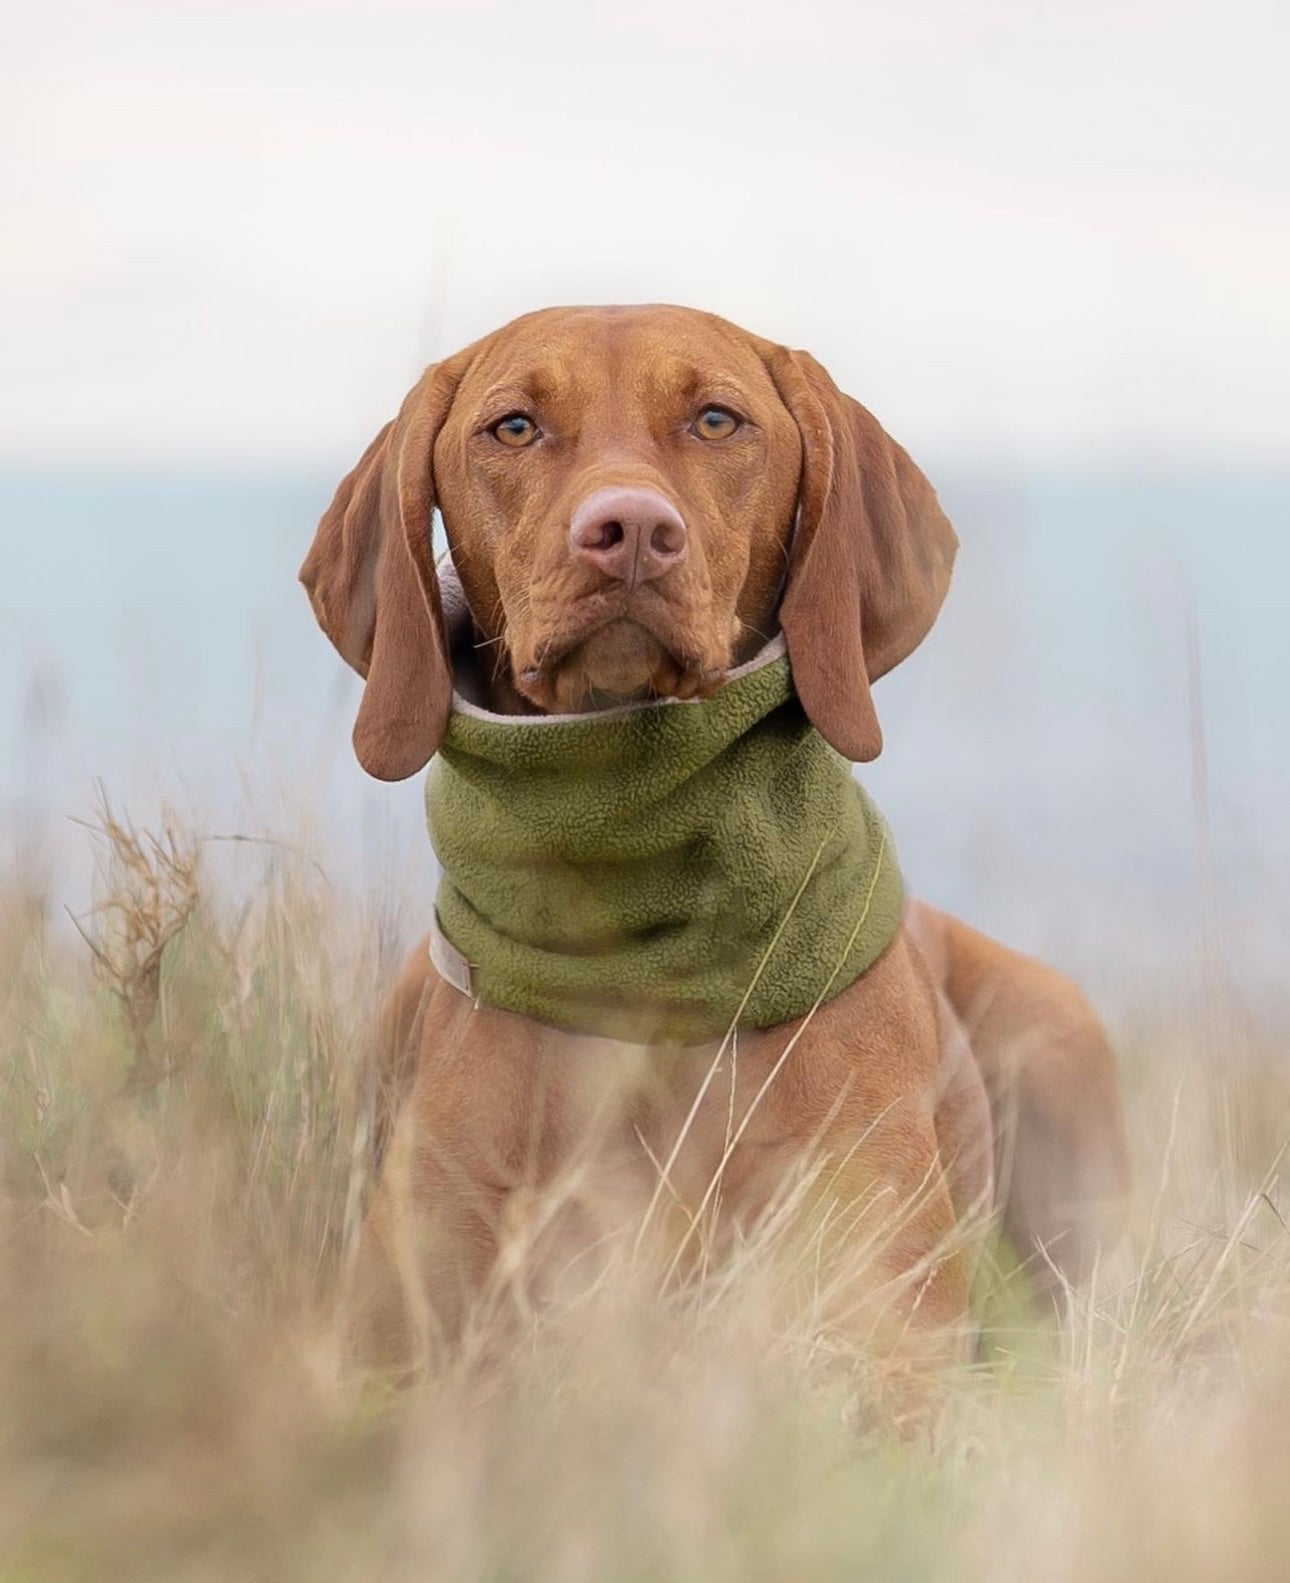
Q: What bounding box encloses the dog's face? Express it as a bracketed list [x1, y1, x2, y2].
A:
[432, 306, 802, 713]
[301, 303, 958, 780]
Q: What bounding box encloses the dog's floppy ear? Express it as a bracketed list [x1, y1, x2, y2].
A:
[300, 356, 468, 781]
[764, 347, 958, 762]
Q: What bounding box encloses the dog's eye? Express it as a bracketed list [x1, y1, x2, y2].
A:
[491, 413, 539, 448]
[692, 406, 740, 441]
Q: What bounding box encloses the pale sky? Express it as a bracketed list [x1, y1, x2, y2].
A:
[5, 0, 1288, 468]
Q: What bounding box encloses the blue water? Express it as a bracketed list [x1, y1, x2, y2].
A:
[3, 468, 1287, 998]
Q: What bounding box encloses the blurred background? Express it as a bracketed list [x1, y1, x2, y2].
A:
[4, 0, 1287, 1011]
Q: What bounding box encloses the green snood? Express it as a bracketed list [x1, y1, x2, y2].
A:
[425, 635, 904, 1045]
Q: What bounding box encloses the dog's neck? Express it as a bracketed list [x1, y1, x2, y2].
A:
[425, 565, 905, 1045]
[438, 561, 532, 715]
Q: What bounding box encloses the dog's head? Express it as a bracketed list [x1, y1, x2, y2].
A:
[301, 304, 957, 779]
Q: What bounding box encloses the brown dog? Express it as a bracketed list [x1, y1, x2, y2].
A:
[301, 304, 1129, 1389]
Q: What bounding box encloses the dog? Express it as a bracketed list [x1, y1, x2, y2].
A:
[301, 304, 1130, 1395]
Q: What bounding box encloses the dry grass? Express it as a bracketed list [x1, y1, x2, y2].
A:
[2, 806, 1289, 1583]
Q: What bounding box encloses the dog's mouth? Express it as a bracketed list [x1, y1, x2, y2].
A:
[514, 595, 726, 713]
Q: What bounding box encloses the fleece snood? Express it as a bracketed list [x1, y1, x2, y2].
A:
[425, 632, 904, 1045]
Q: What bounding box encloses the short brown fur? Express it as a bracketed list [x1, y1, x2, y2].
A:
[302, 304, 1130, 1395]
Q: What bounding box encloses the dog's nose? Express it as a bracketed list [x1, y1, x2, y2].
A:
[569, 487, 688, 585]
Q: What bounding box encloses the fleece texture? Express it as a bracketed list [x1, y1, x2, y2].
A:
[425, 633, 904, 1045]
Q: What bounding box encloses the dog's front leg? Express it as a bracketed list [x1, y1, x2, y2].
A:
[343, 983, 565, 1369]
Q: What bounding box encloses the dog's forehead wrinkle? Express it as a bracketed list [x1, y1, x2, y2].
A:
[476, 306, 768, 409]
[471, 356, 592, 414]
[476, 378, 546, 411]
[474, 304, 777, 395]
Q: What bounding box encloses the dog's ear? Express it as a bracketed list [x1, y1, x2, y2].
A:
[763, 347, 958, 762]
[300, 356, 469, 781]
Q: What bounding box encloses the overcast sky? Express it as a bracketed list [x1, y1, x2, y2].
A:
[5, 0, 1288, 469]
